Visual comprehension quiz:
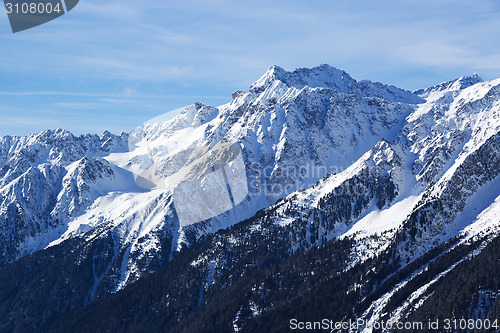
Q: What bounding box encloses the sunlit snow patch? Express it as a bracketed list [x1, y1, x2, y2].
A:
[128, 109, 248, 227]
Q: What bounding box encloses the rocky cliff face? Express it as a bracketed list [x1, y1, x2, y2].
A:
[0, 65, 499, 332]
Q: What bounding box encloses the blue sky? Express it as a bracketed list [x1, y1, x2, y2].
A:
[1, 0, 500, 136]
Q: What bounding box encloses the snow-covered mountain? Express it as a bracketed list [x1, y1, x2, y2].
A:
[0, 64, 422, 279]
[0, 130, 130, 266]
[0, 64, 499, 332]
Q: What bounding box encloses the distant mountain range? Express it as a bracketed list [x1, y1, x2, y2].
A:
[0, 64, 499, 332]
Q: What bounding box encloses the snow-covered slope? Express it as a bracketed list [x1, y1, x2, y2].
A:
[0, 130, 130, 266]
[1, 65, 500, 332]
[1, 64, 499, 308]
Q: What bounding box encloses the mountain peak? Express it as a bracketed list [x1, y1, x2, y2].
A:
[250, 64, 356, 92]
[266, 64, 288, 78]
[414, 73, 484, 97]
[249, 64, 422, 103]
[451, 74, 484, 90]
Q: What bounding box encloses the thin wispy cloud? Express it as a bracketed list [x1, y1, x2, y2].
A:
[1, 0, 500, 135]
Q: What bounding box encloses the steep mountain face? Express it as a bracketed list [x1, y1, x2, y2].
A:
[0, 130, 129, 267]
[0, 65, 499, 332]
[0, 64, 424, 292]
